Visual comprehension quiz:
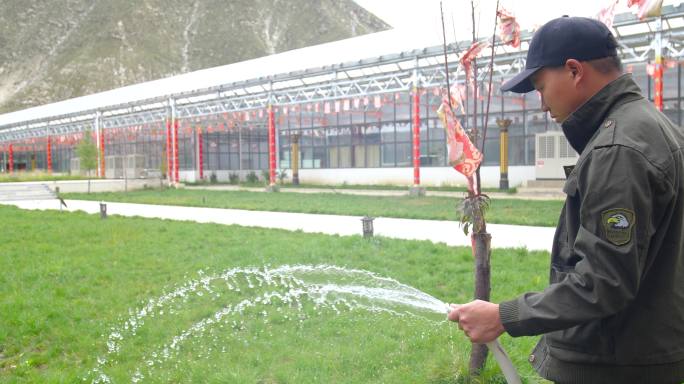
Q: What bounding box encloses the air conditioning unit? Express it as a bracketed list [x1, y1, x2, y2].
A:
[535, 131, 578, 179]
[105, 156, 124, 179]
[125, 154, 146, 178]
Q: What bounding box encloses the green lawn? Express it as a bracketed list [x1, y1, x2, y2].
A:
[186, 181, 518, 194]
[0, 205, 551, 383]
[64, 189, 563, 227]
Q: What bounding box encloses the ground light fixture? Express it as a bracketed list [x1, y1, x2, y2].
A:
[361, 216, 374, 238]
[100, 202, 107, 219]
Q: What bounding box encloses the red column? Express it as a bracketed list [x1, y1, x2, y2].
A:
[166, 119, 172, 182]
[46, 136, 53, 173]
[99, 128, 106, 177]
[173, 119, 179, 183]
[654, 62, 663, 111]
[8, 144, 13, 174]
[412, 87, 421, 186]
[268, 105, 276, 185]
[197, 126, 204, 180]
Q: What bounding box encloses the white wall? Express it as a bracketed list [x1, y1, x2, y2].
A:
[297, 166, 534, 188]
[182, 166, 535, 188]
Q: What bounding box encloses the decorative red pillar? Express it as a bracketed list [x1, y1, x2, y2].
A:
[412, 87, 421, 185]
[268, 105, 276, 185]
[99, 128, 106, 177]
[8, 143, 13, 174]
[47, 136, 53, 174]
[654, 17, 663, 112]
[173, 119, 179, 183]
[654, 62, 663, 111]
[197, 126, 204, 180]
[166, 119, 172, 182]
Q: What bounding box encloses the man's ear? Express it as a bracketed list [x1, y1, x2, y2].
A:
[565, 59, 584, 85]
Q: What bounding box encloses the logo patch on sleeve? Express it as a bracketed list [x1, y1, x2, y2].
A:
[601, 209, 635, 246]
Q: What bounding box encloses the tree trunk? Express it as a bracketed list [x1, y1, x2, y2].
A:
[469, 230, 492, 375]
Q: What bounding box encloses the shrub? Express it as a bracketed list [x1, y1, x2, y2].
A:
[228, 173, 239, 185]
[277, 169, 288, 184]
[246, 171, 259, 184]
[260, 169, 270, 183]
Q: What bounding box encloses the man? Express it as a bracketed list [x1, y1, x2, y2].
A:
[448, 16, 684, 384]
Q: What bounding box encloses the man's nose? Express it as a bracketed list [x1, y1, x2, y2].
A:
[537, 92, 549, 112]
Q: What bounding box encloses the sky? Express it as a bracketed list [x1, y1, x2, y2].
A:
[353, 0, 683, 42]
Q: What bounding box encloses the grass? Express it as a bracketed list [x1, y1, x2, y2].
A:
[0, 171, 89, 183]
[0, 205, 551, 383]
[185, 181, 519, 194]
[64, 188, 563, 227]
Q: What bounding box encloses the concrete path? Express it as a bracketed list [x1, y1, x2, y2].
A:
[2, 199, 556, 252]
[0, 183, 55, 201]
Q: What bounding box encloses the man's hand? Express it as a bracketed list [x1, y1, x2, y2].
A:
[447, 300, 505, 344]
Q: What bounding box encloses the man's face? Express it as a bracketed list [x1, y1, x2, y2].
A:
[530, 66, 583, 124]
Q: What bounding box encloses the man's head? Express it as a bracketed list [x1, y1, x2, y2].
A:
[501, 16, 623, 123]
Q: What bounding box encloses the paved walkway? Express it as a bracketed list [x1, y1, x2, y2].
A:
[2, 199, 556, 251]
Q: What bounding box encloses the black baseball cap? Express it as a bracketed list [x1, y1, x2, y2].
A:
[501, 16, 619, 93]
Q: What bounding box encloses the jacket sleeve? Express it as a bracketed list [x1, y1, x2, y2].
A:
[499, 145, 667, 337]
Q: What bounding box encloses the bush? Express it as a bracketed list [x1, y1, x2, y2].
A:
[246, 171, 259, 184]
[229, 173, 239, 185]
[277, 169, 288, 184]
[260, 169, 270, 183]
[210, 172, 218, 184]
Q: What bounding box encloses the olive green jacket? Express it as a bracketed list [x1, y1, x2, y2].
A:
[499, 74, 684, 384]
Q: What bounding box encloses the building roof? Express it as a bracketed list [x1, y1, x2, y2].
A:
[0, 4, 682, 137]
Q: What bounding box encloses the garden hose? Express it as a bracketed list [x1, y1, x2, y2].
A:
[447, 307, 522, 384]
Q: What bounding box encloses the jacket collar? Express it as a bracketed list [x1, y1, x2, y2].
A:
[561, 73, 643, 154]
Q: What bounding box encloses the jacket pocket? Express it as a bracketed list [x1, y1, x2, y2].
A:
[546, 317, 615, 363]
[546, 266, 616, 363]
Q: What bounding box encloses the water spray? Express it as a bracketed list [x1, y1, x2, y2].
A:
[87, 265, 522, 383]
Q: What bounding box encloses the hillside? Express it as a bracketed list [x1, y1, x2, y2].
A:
[0, 0, 388, 114]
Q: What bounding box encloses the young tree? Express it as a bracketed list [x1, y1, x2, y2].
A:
[440, 0, 512, 378]
[77, 131, 98, 193]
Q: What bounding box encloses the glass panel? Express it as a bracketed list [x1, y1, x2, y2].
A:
[395, 142, 411, 166]
[628, 62, 649, 94]
[664, 64, 678, 98]
[483, 136, 501, 166]
[337, 127, 352, 145]
[395, 122, 411, 141]
[395, 92, 411, 120]
[380, 95, 394, 121]
[382, 143, 395, 167]
[313, 147, 327, 168]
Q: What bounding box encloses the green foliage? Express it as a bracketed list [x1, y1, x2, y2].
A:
[228, 172, 239, 185]
[210, 172, 218, 184]
[76, 131, 98, 176]
[456, 195, 492, 235]
[246, 171, 259, 184]
[277, 169, 288, 184]
[261, 169, 271, 183]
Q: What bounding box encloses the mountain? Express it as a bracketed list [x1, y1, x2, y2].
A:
[0, 0, 388, 115]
